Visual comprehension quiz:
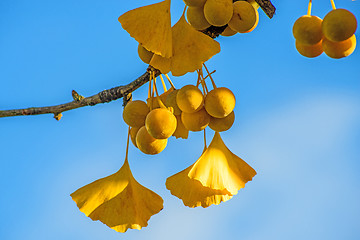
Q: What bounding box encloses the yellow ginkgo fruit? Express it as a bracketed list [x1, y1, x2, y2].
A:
[204, 87, 235, 118]
[176, 85, 204, 113]
[247, 0, 260, 10]
[172, 115, 189, 139]
[170, 15, 221, 76]
[204, 0, 233, 27]
[183, 0, 207, 7]
[118, 0, 172, 58]
[208, 111, 235, 132]
[221, 26, 237, 37]
[322, 9, 357, 42]
[293, 15, 323, 45]
[228, 1, 258, 33]
[181, 107, 210, 132]
[145, 108, 177, 139]
[322, 34, 356, 59]
[295, 40, 323, 58]
[130, 127, 140, 148]
[136, 126, 168, 154]
[123, 100, 150, 128]
[186, 6, 211, 31]
[138, 44, 154, 64]
[70, 158, 163, 233]
[188, 132, 257, 195]
[166, 162, 233, 208]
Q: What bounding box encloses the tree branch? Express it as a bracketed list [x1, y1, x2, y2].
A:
[0, 0, 275, 119]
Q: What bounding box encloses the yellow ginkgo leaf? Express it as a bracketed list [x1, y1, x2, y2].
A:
[118, 0, 172, 58]
[172, 115, 189, 139]
[170, 15, 220, 76]
[149, 54, 171, 74]
[166, 163, 232, 208]
[188, 132, 256, 195]
[70, 158, 163, 233]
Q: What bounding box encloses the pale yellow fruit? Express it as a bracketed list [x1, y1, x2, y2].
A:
[322, 35, 356, 59]
[228, 1, 258, 33]
[138, 44, 154, 64]
[123, 100, 150, 128]
[221, 25, 237, 36]
[183, 0, 207, 7]
[130, 127, 140, 148]
[295, 40, 323, 58]
[204, 87, 235, 118]
[187, 6, 211, 30]
[181, 107, 210, 132]
[165, 89, 182, 115]
[145, 108, 177, 139]
[204, 0, 233, 27]
[322, 9, 357, 42]
[172, 115, 189, 139]
[209, 111, 235, 132]
[292, 15, 323, 45]
[136, 126, 167, 155]
[176, 85, 204, 113]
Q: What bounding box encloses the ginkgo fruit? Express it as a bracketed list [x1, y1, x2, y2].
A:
[183, 0, 207, 7]
[145, 108, 177, 139]
[181, 107, 211, 132]
[165, 89, 182, 115]
[322, 34, 356, 59]
[130, 127, 140, 148]
[205, 87, 235, 118]
[136, 126, 168, 155]
[208, 111, 235, 132]
[176, 85, 204, 113]
[186, 6, 211, 30]
[204, 0, 233, 27]
[123, 100, 150, 128]
[138, 44, 154, 64]
[295, 40, 323, 58]
[220, 26, 237, 36]
[247, 0, 260, 10]
[292, 15, 323, 45]
[322, 9, 357, 42]
[228, 1, 258, 33]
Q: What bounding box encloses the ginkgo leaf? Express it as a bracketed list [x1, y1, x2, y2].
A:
[188, 132, 256, 195]
[71, 158, 163, 233]
[166, 163, 232, 208]
[149, 54, 171, 74]
[170, 15, 220, 76]
[118, 0, 172, 58]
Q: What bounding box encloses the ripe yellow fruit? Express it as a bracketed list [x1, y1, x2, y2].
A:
[204, 0, 233, 27]
[138, 44, 154, 64]
[165, 89, 182, 115]
[208, 111, 235, 132]
[176, 85, 204, 113]
[183, 0, 207, 7]
[181, 107, 210, 131]
[172, 115, 189, 139]
[204, 87, 235, 118]
[322, 9, 357, 42]
[322, 35, 356, 59]
[145, 108, 177, 139]
[130, 127, 140, 148]
[136, 126, 167, 155]
[295, 40, 323, 58]
[186, 6, 211, 30]
[221, 25, 237, 36]
[123, 100, 150, 128]
[228, 1, 258, 33]
[292, 15, 323, 45]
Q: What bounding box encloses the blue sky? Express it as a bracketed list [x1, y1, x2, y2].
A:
[1, 0, 359, 239]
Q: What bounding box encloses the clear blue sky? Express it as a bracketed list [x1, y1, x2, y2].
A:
[1, 0, 359, 239]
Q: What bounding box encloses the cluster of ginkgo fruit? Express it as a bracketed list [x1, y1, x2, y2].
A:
[185, 0, 260, 36]
[293, 0, 357, 59]
[123, 67, 236, 155]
